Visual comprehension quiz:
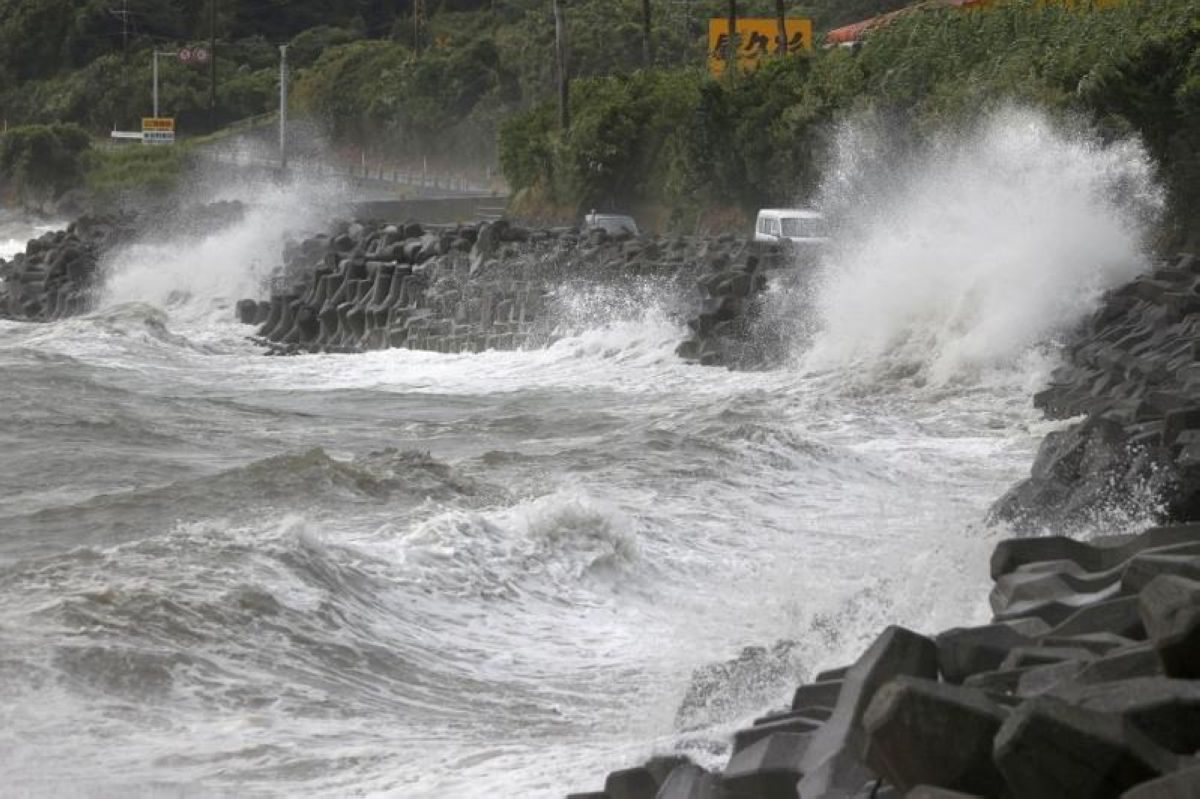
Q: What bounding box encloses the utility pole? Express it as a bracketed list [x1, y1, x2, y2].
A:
[775, 0, 787, 55]
[726, 0, 738, 75]
[641, 0, 653, 67]
[152, 50, 177, 118]
[109, 0, 131, 62]
[209, 0, 217, 131]
[279, 45, 289, 171]
[413, 0, 426, 54]
[554, 0, 569, 130]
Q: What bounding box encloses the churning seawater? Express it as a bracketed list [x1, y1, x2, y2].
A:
[0, 109, 1163, 797]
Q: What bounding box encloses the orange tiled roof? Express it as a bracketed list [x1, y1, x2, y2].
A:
[824, 0, 990, 45]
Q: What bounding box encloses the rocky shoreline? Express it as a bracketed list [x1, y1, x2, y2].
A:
[565, 253, 1200, 798]
[992, 253, 1200, 533]
[0, 214, 133, 321]
[569, 525, 1200, 799]
[1, 210, 801, 369]
[233, 218, 798, 368]
[0, 202, 244, 322]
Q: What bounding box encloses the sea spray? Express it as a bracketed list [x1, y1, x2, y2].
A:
[803, 107, 1163, 384]
[0, 215, 66, 260]
[99, 177, 350, 325]
[0, 238, 27, 259]
[0, 114, 1099, 798]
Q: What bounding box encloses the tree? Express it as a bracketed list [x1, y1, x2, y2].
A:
[0, 123, 91, 202]
[775, 0, 787, 54]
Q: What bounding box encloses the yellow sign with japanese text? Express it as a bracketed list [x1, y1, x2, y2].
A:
[141, 117, 176, 144]
[708, 18, 813, 76]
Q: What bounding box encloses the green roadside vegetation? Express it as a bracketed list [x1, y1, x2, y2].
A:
[84, 141, 190, 197]
[0, 123, 91, 203]
[4, 0, 1198, 234]
[501, 0, 1200, 230]
[0, 123, 192, 209]
[0, 0, 904, 208]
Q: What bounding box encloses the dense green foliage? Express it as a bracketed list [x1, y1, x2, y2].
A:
[287, 0, 888, 164]
[293, 37, 517, 162]
[501, 69, 702, 216]
[0, 0, 902, 148]
[0, 0, 402, 86]
[500, 0, 1200, 227]
[0, 121, 191, 207]
[10, 0, 1198, 232]
[0, 123, 91, 203]
[0, 0, 909, 210]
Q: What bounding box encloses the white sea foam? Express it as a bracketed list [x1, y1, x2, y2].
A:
[0, 108, 1164, 799]
[373, 488, 640, 597]
[804, 107, 1162, 384]
[0, 238, 25, 259]
[0, 218, 63, 259]
[99, 178, 349, 327]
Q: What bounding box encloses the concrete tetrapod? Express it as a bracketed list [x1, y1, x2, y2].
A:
[732, 711, 823, 753]
[235, 298, 258, 324]
[1138, 575, 1200, 678]
[991, 526, 1200, 580]
[656, 763, 728, 799]
[792, 680, 844, 710]
[862, 676, 1007, 797]
[1051, 677, 1200, 754]
[934, 618, 1049, 684]
[605, 756, 690, 799]
[1016, 659, 1088, 697]
[605, 767, 659, 799]
[796, 626, 939, 799]
[904, 788, 986, 799]
[1072, 643, 1165, 685]
[1123, 551, 1200, 593]
[993, 696, 1179, 798]
[1120, 766, 1200, 798]
[722, 733, 811, 798]
[1040, 595, 1146, 640]
[994, 583, 1126, 626]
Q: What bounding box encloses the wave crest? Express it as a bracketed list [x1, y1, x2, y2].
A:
[389, 489, 640, 597]
[804, 106, 1162, 384]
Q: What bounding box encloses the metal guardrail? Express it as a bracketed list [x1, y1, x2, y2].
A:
[93, 110, 505, 197]
[196, 147, 499, 196]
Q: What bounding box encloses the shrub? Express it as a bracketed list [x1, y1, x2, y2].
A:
[0, 122, 92, 202]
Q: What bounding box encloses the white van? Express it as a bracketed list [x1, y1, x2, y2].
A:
[584, 211, 639, 237]
[754, 209, 828, 246]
